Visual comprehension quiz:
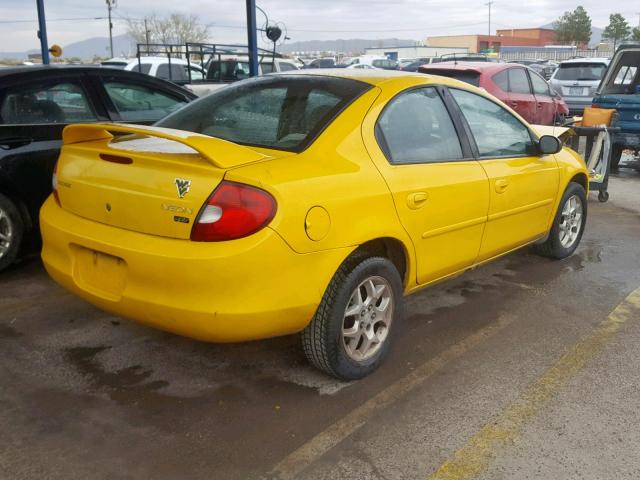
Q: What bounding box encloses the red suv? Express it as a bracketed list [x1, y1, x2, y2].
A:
[418, 62, 569, 125]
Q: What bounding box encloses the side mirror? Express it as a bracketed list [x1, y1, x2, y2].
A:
[538, 135, 562, 155]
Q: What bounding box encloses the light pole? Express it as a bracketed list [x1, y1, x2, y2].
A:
[35, 0, 50, 64]
[106, 0, 115, 58]
[485, 1, 494, 41]
[246, 0, 258, 77]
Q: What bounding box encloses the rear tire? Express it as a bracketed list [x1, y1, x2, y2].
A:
[534, 182, 587, 259]
[0, 193, 24, 272]
[302, 255, 404, 380]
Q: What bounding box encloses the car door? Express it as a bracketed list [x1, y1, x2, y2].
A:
[529, 69, 556, 125]
[92, 73, 192, 125]
[364, 86, 489, 285]
[448, 88, 560, 261]
[0, 73, 104, 219]
[506, 67, 536, 123]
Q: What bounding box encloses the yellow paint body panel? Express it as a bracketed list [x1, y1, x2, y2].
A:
[41, 70, 589, 342]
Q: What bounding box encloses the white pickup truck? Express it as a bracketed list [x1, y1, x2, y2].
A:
[186, 57, 300, 97]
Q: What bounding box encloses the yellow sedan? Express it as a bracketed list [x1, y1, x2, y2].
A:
[41, 70, 588, 379]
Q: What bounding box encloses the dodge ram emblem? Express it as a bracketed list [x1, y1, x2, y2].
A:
[175, 178, 191, 198]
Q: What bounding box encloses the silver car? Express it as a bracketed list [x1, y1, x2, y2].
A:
[549, 57, 610, 115]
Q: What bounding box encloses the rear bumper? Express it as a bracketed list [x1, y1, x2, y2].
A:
[564, 97, 593, 114]
[40, 196, 351, 342]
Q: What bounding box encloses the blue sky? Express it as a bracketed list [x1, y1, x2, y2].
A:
[1, 0, 638, 51]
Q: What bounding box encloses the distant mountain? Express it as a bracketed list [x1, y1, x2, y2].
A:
[61, 34, 136, 59]
[0, 34, 135, 61]
[278, 38, 419, 54]
[541, 23, 604, 47]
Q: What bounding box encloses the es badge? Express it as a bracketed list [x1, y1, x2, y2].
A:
[175, 178, 191, 198]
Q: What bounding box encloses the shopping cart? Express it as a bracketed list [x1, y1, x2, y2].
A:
[564, 109, 621, 203]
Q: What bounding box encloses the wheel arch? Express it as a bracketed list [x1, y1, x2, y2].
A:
[350, 237, 411, 288]
[569, 172, 588, 192]
[0, 184, 33, 231]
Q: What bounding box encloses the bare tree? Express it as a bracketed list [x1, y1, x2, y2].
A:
[126, 12, 211, 46]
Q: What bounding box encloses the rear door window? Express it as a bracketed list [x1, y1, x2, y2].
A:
[0, 81, 97, 125]
[103, 81, 188, 122]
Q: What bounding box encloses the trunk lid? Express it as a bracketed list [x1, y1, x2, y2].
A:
[56, 123, 269, 239]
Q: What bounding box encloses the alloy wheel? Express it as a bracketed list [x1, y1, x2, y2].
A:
[0, 205, 13, 260]
[559, 194, 583, 249]
[342, 275, 394, 362]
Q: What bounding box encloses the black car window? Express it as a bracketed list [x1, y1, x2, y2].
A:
[156, 63, 188, 82]
[530, 71, 551, 96]
[131, 63, 152, 74]
[157, 75, 371, 152]
[508, 68, 530, 94]
[376, 87, 463, 164]
[261, 63, 274, 74]
[279, 62, 297, 72]
[554, 63, 607, 81]
[450, 88, 533, 158]
[0, 81, 97, 125]
[103, 81, 188, 122]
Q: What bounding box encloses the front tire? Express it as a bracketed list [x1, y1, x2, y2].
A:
[302, 256, 404, 380]
[534, 182, 587, 259]
[0, 193, 24, 272]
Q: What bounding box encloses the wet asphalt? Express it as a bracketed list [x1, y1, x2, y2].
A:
[1, 158, 640, 480]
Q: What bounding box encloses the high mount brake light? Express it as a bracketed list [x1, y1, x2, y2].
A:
[190, 181, 277, 242]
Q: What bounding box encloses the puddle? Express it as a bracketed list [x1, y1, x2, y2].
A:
[64, 346, 172, 406]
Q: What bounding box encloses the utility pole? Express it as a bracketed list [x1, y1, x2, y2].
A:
[106, 0, 115, 58]
[35, 0, 50, 64]
[144, 18, 150, 45]
[485, 1, 494, 39]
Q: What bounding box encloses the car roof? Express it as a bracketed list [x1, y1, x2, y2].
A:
[277, 68, 426, 85]
[559, 57, 610, 64]
[0, 65, 197, 97]
[419, 62, 519, 74]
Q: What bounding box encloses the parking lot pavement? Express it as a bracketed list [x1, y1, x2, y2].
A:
[2, 168, 640, 480]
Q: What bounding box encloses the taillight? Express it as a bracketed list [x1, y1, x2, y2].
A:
[52, 161, 60, 205]
[191, 181, 276, 242]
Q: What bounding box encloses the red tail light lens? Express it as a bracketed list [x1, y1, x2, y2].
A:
[52, 161, 60, 205]
[191, 181, 277, 242]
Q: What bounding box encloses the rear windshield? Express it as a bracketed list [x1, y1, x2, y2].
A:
[423, 70, 480, 87]
[156, 75, 372, 152]
[554, 63, 607, 81]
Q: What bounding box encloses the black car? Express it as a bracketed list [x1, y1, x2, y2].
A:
[0, 66, 196, 271]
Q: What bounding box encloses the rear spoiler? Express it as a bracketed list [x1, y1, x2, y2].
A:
[62, 123, 268, 169]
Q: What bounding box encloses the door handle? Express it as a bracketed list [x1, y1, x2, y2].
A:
[407, 192, 429, 209]
[495, 179, 509, 193]
[0, 136, 33, 150]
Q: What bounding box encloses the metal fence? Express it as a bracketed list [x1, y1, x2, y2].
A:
[500, 49, 612, 62]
